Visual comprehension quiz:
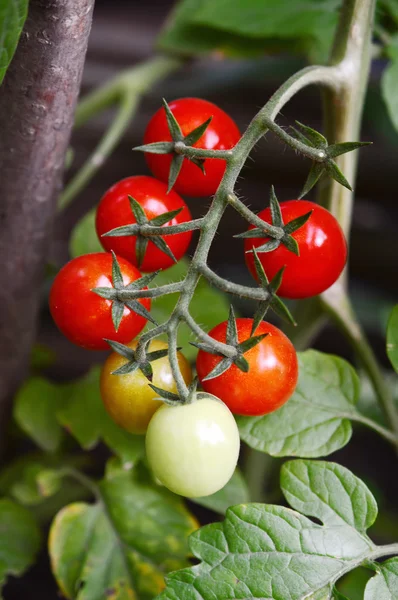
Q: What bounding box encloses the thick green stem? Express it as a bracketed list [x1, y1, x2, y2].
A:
[316, 0, 398, 439]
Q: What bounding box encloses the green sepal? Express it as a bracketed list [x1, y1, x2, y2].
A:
[295, 121, 328, 148]
[283, 210, 313, 234]
[168, 154, 184, 193]
[111, 300, 125, 332]
[133, 141, 175, 154]
[124, 271, 159, 290]
[202, 357, 234, 381]
[111, 251, 124, 289]
[128, 195, 147, 225]
[237, 333, 267, 354]
[326, 159, 352, 190]
[290, 125, 314, 147]
[162, 98, 183, 141]
[269, 185, 283, 227]
[225, 306, 238, 346]
[148, 383, 181, 402]
[149, 207, 183, 227]
[105, 340, 169, 380]
[135, 235, 148, 269]
[271, 294, 296, 326]
[189, 341, 223, 356]
[91, 287, 118, 300]
[280, 234, 299, 255]
[112, 361, 142, 376]
[124, 300, 157, 324]
[251, 253, 295, 331]
[183, 117, 212, 147]
[101, 224, 140, 237]
[235, 227, 264, 239]
[250, 238, 280, 253]
[149, 235, 178, 264]
[105, 339, 136, 360]
[327, 140, 372, 158]
[234, 355, 249, 373]
[190, 157, 206, 173]
[299, 162, 324, 198]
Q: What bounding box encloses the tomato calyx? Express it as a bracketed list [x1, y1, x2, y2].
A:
[289, 121, 372, 197]
[91, 252, 156, 331]
[191, 306, 267, 381]
[250, 249, 296, 332]
[149, 376, 199, 406]
[236, 186, 313, 256]
[134, 98, 212, 192]
[101, 194, 187, 268]
[103, 338, 175, 381]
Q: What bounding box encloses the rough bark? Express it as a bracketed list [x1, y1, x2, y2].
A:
[0, 0, 95, 447]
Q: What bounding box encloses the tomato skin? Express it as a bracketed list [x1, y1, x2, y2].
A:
[100, 340, 193, 435]
[96, 176, 192, 272]
[143, 98, 240, 197]
[49, 253, 150, 350]
[244, 200, 347, 299]
[145, 393, 240, 497]
[196, 319, 298, 417]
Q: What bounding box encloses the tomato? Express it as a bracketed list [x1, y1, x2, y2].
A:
[143, 98, 240, 197]
[49, 253, 150, 350]
[96, 175, 192, 272]
[244, 200, 347, 299]
[145, 392, 240, 497]
[100, 340, 193, 434]
[196, 319, 298, 416]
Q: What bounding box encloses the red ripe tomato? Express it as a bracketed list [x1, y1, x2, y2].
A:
[196, 319, 298, 417]
[96, 176, 192, 272]
[143, 98, 240, 197]
[244, 200, 347, 299]
[49, 253, 150, 350]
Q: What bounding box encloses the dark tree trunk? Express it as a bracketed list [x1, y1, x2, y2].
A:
[0, 0, 95, 449]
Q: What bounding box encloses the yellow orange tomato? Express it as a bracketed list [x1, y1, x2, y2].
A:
[100, 340, 192, 434]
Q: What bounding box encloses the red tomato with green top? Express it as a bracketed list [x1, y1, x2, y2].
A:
[96, 175, 192, 272]
[244, 200, 347, 299]
[49, 253, 150, 350]
[196, 319, 298, 416]
[143, 98, 240, 197]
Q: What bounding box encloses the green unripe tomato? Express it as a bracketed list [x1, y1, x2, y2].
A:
[145, 392, 240, 498]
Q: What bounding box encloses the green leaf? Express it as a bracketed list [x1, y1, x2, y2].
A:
[56, 367, 145, 465]
[151, 259, 230, 361]
[49, 466, 197, 600]
[387, 305, 398, 373]
[364, 558, 398, 599]
[191, 0, 339, 42]
[157, 0, 338, 61]
[69, 209, 103, 258]
[0, 498, 41, 591]
[0, 0, 28, 85]
[14, 378, 68, 452]
[237, 350, 359, 457]
[382, 52, 398, 132]
[190, 468, 249, 514]
[159, 460, 382, 600]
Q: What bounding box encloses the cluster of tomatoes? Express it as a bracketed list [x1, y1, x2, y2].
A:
[50, 97, 347, 497]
